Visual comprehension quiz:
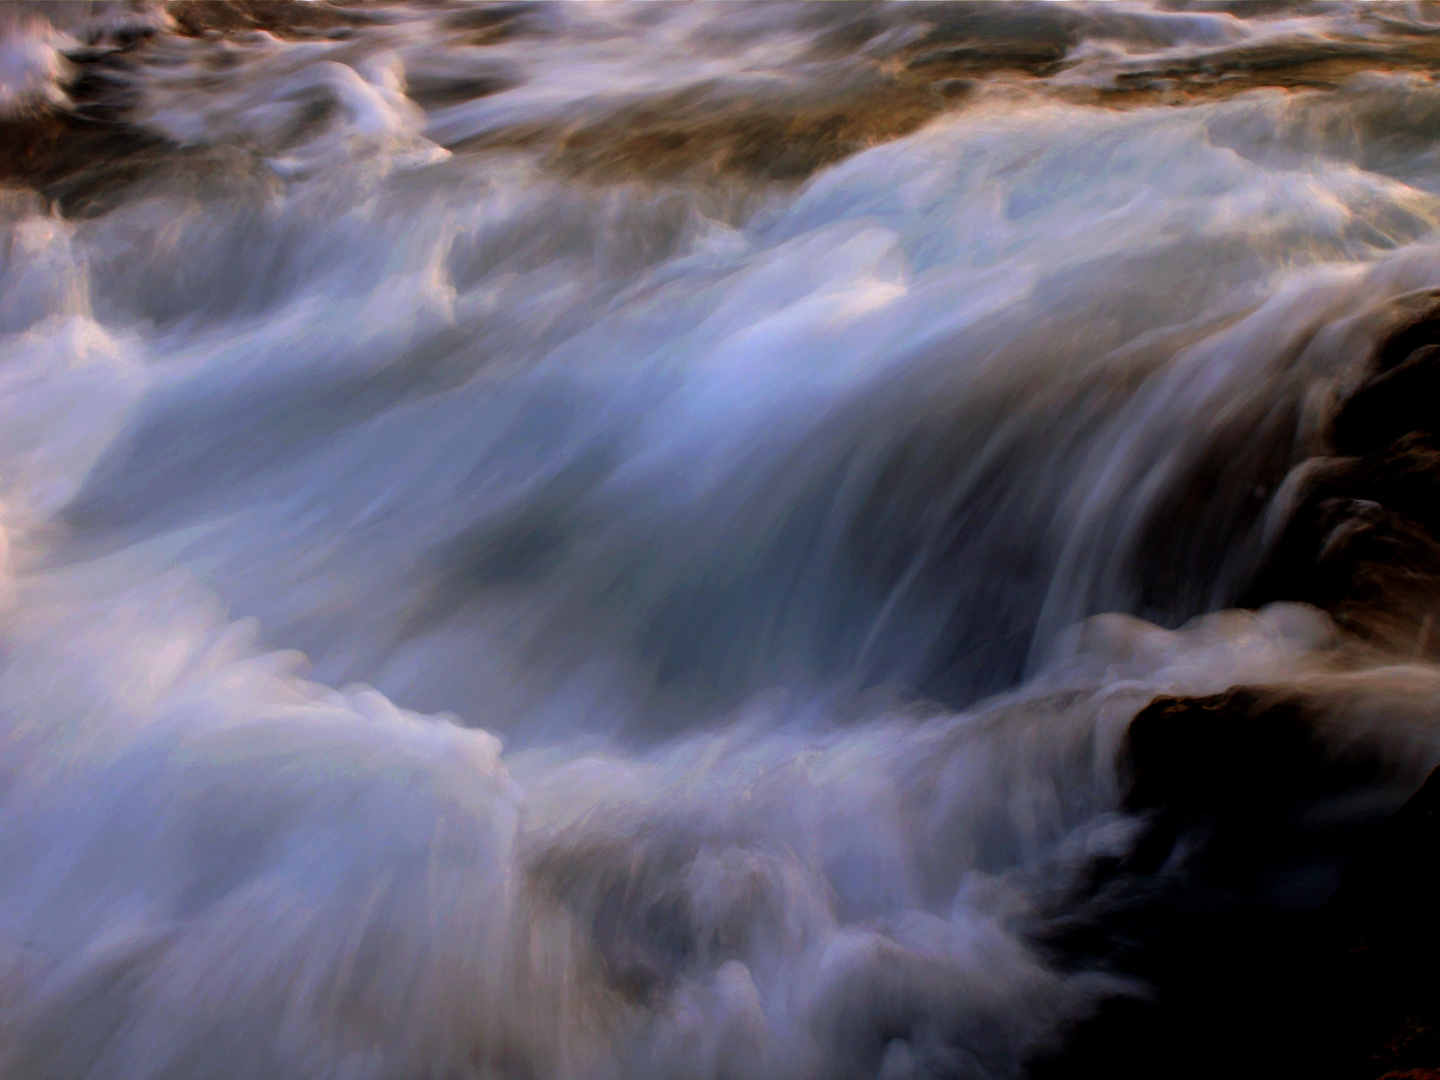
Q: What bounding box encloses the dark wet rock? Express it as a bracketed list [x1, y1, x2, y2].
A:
[1081, 5, 1440, 103]
[908, 40, 1070, 77]
[1159, 1, 1354, 15]
[1246, 312, 1440, 655]
[0, 10, 293, 218]
[909, 2, 1081, 70]
[552, 95, 937, 184]
[1334, 343, 1440, 457]
[0, 22, 178, 218]
[456, 4, 1085, 186]
[2, 4, 374, 218]
[439, 1, 548, 45]
[1246, 435, 1440, 651]
[1121, 688, 1396, 891]
[1030, 689, 1440, 1080]
[457, 73, 958, 186]
[164, 1, 372, 39]
[1313, 762, 1440, 1077]
[0, 104, 172, 219]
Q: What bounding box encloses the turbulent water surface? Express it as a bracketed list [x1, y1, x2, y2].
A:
[6, 2, 1440, 1077]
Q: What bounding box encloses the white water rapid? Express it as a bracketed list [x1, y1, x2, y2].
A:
[6, 3, 1440, 1078]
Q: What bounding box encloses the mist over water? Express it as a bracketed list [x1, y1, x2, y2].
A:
[7, 3, 1440, 1077]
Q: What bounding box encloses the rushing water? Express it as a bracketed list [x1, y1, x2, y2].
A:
[6, 3, 1440, 1078]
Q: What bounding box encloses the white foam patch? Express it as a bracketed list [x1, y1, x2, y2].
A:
[0, 21, 69, 115]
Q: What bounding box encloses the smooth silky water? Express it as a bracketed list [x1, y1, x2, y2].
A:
[4, 3, 1440, 1077]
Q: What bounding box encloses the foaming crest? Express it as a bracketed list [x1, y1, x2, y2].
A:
[0, 19, 69, 115]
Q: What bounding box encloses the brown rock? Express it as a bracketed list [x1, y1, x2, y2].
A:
[1032, 684, 1440, 1080]
[1246, 313, 1440, 657]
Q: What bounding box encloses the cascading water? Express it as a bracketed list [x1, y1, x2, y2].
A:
[5, 3, 1440, 1078]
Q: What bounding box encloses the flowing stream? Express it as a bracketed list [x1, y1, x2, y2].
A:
[6, 3, 1440, 1077]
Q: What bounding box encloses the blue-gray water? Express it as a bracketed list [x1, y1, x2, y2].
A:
[5, 3, 1440, 1077]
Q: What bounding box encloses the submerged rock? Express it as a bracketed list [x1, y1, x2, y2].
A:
[0, 104, 171, 218]
[0, 17, 172, 218]
[1032, 686, 1440, 1079]
[164, 1, 371, 40]
[1314, 761, 1440, 1077]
